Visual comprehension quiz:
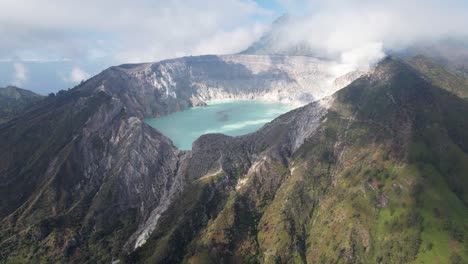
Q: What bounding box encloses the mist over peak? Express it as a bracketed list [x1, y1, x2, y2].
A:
[243, 0, 468, 73]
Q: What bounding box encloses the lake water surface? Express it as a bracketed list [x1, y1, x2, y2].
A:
[145, 101, 292, 150]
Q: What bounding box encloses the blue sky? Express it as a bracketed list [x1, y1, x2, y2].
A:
[1, 0, 467, 94]
[253, 0, 284, 21]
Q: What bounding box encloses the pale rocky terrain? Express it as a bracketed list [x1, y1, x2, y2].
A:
[84, 54, 363, 119]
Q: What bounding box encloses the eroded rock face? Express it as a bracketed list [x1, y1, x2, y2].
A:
[0, 54, 357, 262]
[0, 88, 189, 260]
[2, 56, 467, 263]
[80, 55, 362, 118]
[123, 98, 331, 251]
[144, 55, 348, 105]
[126, 58, 468, 264]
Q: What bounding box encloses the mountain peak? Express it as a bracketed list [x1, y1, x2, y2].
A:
[0, 86, 44, 123]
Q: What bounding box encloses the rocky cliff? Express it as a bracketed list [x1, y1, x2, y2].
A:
[0, 54, 358, 263]
[79, 55, 362, 118]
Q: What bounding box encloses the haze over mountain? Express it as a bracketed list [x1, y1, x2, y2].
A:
[242, 7, 468, 76]
[2, 0, 468, 94]
[1, 1, 468, 263]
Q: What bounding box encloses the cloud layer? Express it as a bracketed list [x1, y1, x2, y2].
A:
[0, 0, 272, 63]
[1, 0, 467, 93]
[268, 0, 468, 69]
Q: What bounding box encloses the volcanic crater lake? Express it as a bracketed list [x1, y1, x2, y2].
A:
[145, 100, 293, 150]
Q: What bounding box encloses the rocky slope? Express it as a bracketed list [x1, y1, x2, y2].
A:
[0, 86, 44, 123]
[0, 84, 189, 263]
[0, 56, 467, 263]
[79, 54, 362, 118]
[0, 54, 359, 263]
[129, 57, 468, 263]
[406, 55, 468, 100]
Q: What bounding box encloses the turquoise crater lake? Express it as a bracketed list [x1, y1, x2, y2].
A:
[145, 101, 293, 150]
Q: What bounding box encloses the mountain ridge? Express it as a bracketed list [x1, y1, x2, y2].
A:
[0, 56, 467, 263]
[129, 57, 468, 263]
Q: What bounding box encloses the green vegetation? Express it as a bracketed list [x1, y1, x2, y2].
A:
[129, 58, 468, 263]
[407, 55, 468, 100]
[2, 57, 468, 263]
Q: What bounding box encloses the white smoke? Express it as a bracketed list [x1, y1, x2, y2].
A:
[12, 62, 27, 86]
[65, 67, 90, 83]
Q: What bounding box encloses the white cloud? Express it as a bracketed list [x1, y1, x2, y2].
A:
[193, 23, 268, 55]
[266, 0, 468, 69]
[65, 67, 90, 83]
[12, 62, 27, 86]
[2, 0, 467, 93]
[0, 0, 273, 63]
